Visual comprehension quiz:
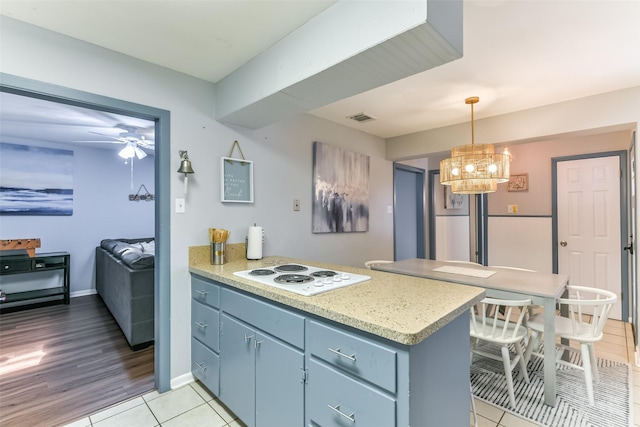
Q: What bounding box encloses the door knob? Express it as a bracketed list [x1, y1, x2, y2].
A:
[560, 241, 568, 247]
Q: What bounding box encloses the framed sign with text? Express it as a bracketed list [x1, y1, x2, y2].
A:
[221, 157, 254, 203]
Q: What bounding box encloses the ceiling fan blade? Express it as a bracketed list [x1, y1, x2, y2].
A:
[73, 140, 126, 144]
[88, 131, 127, 142]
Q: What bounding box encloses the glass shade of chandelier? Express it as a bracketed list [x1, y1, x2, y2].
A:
[440, 97, 510, 194]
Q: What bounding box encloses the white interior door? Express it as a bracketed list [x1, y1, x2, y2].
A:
[557, 156, 622, 319]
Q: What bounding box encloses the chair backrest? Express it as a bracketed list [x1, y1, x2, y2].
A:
[364, 260, 393, 269]
[558, 285, 618, 341]
[470, 297, 531, 342]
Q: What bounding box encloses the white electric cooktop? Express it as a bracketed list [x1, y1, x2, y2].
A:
[233, 263, 370, 296]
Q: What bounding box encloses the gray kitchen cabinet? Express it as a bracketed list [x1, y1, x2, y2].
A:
[191, 273, 470, 427]
[219, 288, 305, 427]
[305, 320, 398, 425]
[191, 276, 221, 395]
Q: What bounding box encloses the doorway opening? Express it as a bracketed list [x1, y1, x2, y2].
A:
[0, 73, 171, 394]
[552, 151, 628, 321]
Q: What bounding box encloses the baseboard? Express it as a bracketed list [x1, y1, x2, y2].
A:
[171, 372, 194, 390]
[70, 289, 97, 298]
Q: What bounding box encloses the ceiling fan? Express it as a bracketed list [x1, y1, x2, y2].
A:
[76, 124, 154, 159]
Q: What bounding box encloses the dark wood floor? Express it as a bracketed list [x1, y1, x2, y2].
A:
[0, 295, 154, 427]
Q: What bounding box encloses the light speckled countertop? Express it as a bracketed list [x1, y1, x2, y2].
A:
[189, 246, 485, 346]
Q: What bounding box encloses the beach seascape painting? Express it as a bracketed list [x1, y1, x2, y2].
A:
[0, 142, 73, 215]
[312, 141, 369, 233]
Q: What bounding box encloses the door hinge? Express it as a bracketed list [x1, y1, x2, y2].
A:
[301, 368, 308, 384]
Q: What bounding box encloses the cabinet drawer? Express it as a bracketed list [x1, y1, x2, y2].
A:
[192, 337, 220, 396]
[1, 259, 33, 273]
[222, 288, 304, 349]
[307, 320, 397, 393]
[307, 359, 396, 427]
[191, 300, 220, 352]
[191, 275, 220, 309]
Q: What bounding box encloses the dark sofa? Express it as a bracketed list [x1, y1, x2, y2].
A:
[96, 238, 154, 349]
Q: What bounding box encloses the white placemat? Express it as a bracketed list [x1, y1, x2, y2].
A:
[433, 265, 496, 278]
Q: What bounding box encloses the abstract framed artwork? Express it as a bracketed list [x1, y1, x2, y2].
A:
[0, 142, 73, 215]
[444, 185, 464, 209]
[312, 141, 369, 233]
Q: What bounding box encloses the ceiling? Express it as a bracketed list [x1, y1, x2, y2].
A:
[1, 0, 639, 143]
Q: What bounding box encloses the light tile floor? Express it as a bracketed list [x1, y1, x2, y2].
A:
[64, 319, 637, 427]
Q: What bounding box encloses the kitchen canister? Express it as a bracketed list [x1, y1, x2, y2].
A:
[209, 228, 229, 265]
[211, 242, 225, 265]
[246, 224, 264, 260]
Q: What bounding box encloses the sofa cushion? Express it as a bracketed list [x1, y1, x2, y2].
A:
[120, 248, 155, 270]
[100, 238, 155, 270]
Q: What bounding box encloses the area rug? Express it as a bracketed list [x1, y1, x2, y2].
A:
[470, 346, 632, 427]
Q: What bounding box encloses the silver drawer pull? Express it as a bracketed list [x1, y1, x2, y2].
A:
[195, 362, 208, 372]
[244, 334, 253, 343]
[195, 289, 208, 296]
[328, 347, 356, 362]
[327, 404, 355, 423]
[194, 321, 208, 328]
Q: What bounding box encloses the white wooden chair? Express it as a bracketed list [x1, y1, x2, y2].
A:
[364, 260, 393, 269]
[470, 297, 531, 409]
[523, 285, 617, 406]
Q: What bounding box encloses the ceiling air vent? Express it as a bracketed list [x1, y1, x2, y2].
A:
[346, 112, 377, 123]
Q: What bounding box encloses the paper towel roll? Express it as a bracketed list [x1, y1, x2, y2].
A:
[247, 226, 263, 260]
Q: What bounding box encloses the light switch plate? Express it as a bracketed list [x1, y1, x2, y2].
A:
[293, 199, 300, 211]
[507, 204, 518, 214]
[175, 198, 186, 213]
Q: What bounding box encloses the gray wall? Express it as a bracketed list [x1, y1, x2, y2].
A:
[0, 16, 394, 386]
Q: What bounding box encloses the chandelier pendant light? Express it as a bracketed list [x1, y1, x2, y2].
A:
[440, 97, 510, 194]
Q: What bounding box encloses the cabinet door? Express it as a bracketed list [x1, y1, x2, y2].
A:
[255, 332, 304, 427]
[220, 314, 256, 427]
[307, 359, 396, 427]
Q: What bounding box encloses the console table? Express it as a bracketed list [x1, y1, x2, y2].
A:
[0, 251, 70, 311]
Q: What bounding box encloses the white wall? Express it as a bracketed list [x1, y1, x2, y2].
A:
[0, 17, 393, 385]
[487, 217, 552, 272]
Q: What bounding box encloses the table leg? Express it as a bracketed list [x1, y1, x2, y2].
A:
[542, 297, 557, 406]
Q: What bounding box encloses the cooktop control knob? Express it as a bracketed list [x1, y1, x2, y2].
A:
[341, 273, 350, 280]
[323, 277, 333, 285]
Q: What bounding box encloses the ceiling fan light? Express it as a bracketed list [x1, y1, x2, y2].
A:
[134, 146, 147, 159]
[119, 144, 135, 159]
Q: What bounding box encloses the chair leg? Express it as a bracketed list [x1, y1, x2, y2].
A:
[588, 343, 600, 383]
[515, 341, 530, 384]
[580, 343, 595, 406]
[501, 345, 517, 409]
[524, 329, 540, 367]
[470, 382, 478, 427]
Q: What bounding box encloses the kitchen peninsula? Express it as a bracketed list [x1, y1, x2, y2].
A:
[189, 250, 485, 426]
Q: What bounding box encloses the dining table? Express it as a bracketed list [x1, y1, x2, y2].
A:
[371, 258, 569, 407]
